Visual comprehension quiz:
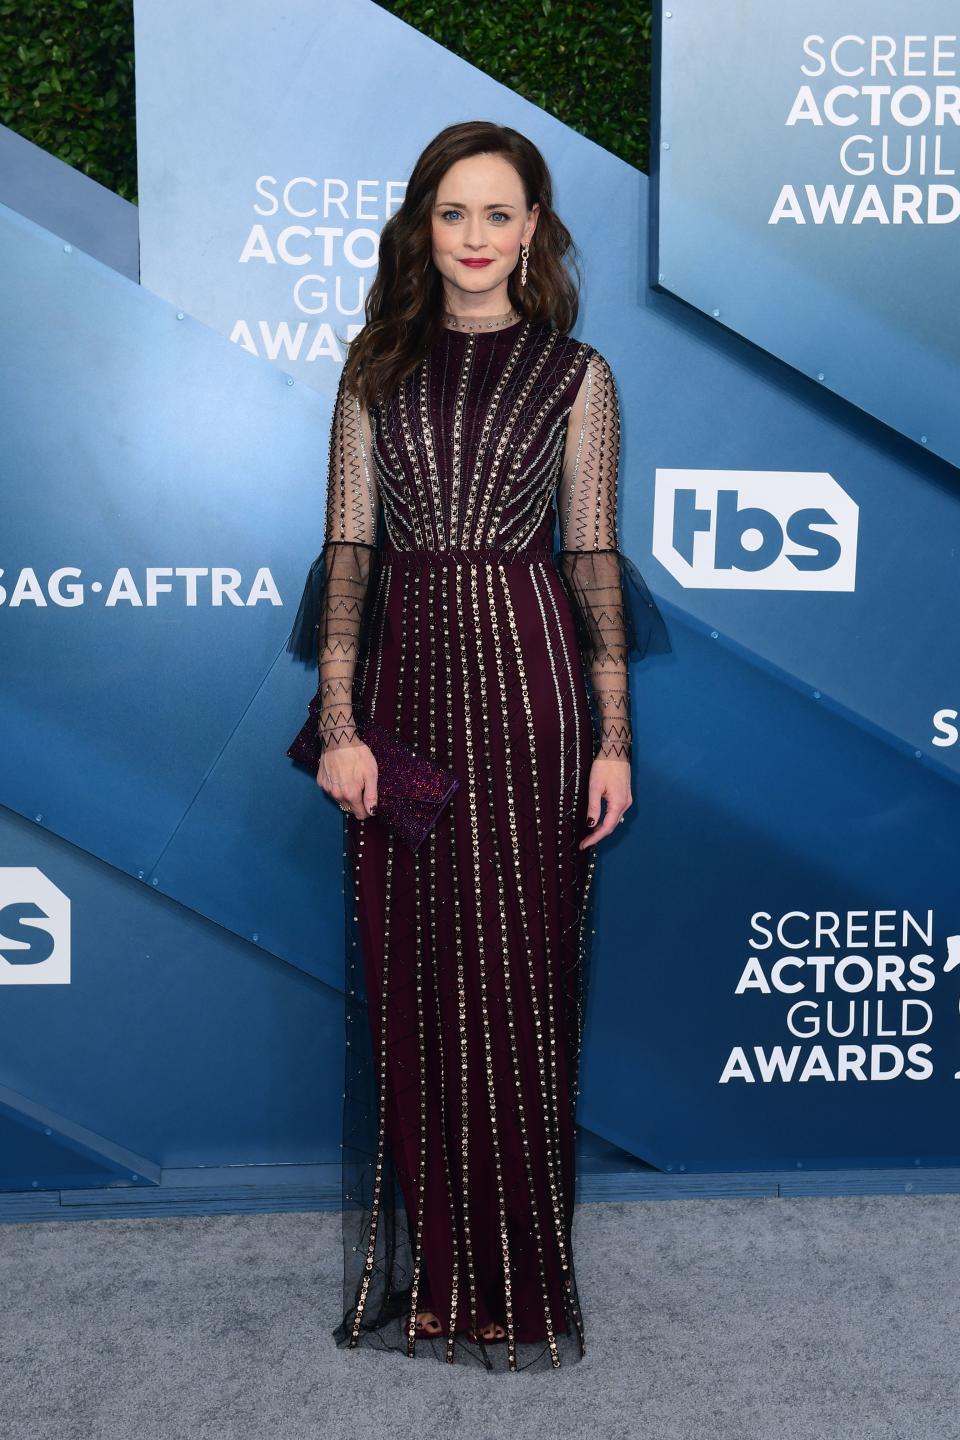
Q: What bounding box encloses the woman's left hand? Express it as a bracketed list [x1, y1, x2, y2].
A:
[579, 755, 632, 849]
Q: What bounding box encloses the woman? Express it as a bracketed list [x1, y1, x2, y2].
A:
[287, 120, 671, 1373]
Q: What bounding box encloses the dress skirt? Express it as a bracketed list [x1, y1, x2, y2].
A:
[332, 544, 598, 1372]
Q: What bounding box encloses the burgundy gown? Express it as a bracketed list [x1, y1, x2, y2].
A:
[287, 315, 671, 1373]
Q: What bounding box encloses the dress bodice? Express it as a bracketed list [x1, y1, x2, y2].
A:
[286, 314, 672, 761]
[369, 318, 590, 556]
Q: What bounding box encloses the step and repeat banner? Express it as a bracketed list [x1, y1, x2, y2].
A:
[644, 0, 960, 1170]
[0, 0, 957, 1193]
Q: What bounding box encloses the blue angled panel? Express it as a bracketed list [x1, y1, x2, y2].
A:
[654, 0, 960, 468]
[0, 1086, 159, 1192]
[0, 199, 340, 973]
[0, 124, 139, 281]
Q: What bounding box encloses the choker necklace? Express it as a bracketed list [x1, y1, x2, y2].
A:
[442, 307, 522, 333]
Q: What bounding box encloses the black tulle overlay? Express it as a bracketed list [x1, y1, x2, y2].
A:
[286, 540, 383, 671]
[285, 548, 328, 666]
[286, 323, 671, 1371]
[557, 547, 672, 762]
[286, 539, 382, 748]
[558, 547, 672, 663]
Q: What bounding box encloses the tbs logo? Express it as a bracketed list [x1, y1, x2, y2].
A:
[0, 868, 70, 985]
[653, 470, 858, 590]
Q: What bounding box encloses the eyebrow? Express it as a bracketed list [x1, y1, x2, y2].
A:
[434, 200, 517, 209]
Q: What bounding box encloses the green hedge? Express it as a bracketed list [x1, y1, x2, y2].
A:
[382, 1, 652, 172]
[0, 0, 138, 198]
[0, 0, 651, 202]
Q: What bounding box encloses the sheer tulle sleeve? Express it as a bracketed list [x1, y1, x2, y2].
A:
[556, 350, 671, 762]
[285, 366, 381, 752]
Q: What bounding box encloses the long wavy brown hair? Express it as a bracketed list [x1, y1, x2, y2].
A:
[339, 120, 583, 410]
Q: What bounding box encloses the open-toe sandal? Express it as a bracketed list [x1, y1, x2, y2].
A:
[468, 1320, 507, 1343]
[414, 1310, 443, 1337]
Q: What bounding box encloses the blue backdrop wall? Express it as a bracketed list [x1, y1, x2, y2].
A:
[0, 0, 958, 1206]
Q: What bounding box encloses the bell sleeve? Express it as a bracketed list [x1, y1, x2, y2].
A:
[285, 365, 381, 752]
[556, 350, 671, 762]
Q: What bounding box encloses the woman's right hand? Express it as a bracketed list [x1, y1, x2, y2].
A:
[316, 740, 379, 819]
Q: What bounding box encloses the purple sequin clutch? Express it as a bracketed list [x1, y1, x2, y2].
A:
[286, 698, 460, 852]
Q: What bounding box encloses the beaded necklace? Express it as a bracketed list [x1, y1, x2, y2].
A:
[442, 307, 522, 332]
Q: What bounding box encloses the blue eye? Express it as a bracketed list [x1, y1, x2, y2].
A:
[439, 209, 510, 223]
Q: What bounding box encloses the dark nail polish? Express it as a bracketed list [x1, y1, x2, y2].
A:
[587, 817, 597, 827]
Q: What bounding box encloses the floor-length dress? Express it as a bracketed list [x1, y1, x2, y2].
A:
[287, 315, 671, 1373]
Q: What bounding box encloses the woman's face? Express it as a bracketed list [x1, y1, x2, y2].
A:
[430, 152, 539, 310]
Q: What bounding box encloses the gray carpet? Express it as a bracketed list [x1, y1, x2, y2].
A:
[2, 1193, 956, 1439]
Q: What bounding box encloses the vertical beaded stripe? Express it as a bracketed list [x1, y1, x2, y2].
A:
[485, 563, 561, 1367]
[405, 568, 429, 1355]
[499, 571, 579, 1349]
[459, 560, 517, 1368]
[424, 566, 463, 1363]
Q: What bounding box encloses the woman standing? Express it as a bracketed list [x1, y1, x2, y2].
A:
[287, 120, 671, 1373]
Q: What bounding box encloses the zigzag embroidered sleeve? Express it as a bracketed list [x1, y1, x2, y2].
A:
[556, 351, 635, 760]
[285, 366, 381, 752]
[556, 351, 672, 762]
[316, 368, 380, 751]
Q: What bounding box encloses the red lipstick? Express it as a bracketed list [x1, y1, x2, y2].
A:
[459, 258, 494, 267]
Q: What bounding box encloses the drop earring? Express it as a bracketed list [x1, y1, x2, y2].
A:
[520, 242, 529, 286]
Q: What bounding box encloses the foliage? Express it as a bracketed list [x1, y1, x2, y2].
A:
[379, 0, 653, 172]
[0, 0, 138, 199]
[0, 0, 652, 202]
